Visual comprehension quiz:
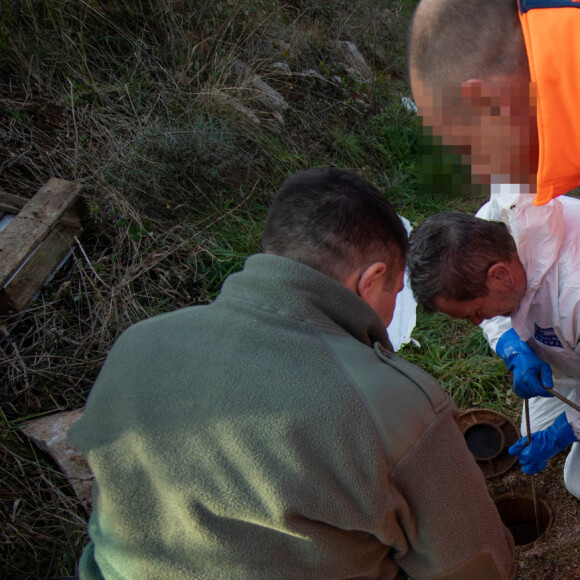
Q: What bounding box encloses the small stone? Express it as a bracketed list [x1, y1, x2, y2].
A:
[21, 409, 93, 511]
[271, 62, 291, 75]
[213, 92, 261, 125]
[250, 76, 289, 112]
[302, 69, 326, 81]
[327, 41, 373, 82]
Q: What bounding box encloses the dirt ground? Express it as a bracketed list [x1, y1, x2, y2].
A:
[488, 448, 580, 579]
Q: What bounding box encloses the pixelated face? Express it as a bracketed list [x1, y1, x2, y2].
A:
[411, 74, 539, 186]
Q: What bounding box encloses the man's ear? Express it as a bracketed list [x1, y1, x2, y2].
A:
[357, 262, 387, 304]
[487, 262, 513, 289]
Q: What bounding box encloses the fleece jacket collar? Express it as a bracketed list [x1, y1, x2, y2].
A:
[216, 254, 391, 349]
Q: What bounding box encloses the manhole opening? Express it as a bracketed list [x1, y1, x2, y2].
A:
[495, 494, 552, 547]
[464, 423, 504, 460]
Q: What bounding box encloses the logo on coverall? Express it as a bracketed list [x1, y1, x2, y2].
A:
[534, 324, 563, 348]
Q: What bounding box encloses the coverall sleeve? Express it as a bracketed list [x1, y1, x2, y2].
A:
[555, 211, 580, 437]
[564, 406, 580, 438]
[385, 406, 515, 579]
[557, 293, 580, 437]
[480, 316, 513, 352]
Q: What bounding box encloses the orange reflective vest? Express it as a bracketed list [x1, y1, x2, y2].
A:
[519, 0, 580, 205]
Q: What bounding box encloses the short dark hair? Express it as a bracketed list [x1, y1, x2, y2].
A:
[407, 212, 517, 311]
[262, 168, 408, 283]
[409, 0, 528, 86]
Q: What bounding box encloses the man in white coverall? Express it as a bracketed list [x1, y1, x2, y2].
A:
[406, 191, 580, 499]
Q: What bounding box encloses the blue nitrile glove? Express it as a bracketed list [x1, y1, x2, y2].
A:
[496, 328, 553, 398]
[508, 411, 578, 474]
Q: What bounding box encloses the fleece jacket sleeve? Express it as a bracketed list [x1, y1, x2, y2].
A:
[388, 404, 515, 579]
[324, 335, 516, 580]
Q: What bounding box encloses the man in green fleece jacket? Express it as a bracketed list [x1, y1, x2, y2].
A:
[68, 168, 515, 579]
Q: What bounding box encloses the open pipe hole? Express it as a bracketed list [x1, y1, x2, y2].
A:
[464, 423, 504, 460]
[495, 492, 552, 547]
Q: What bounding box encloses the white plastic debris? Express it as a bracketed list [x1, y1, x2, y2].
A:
[387, 215, 417, 351]
[401, 97, 418, 114]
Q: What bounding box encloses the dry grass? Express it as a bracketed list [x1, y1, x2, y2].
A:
[1, 413, 88, 578]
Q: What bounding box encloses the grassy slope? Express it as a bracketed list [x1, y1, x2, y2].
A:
[1, 1, 575, 577]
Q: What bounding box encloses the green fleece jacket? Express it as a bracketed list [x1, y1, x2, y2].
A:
[69, 254, 515, 580]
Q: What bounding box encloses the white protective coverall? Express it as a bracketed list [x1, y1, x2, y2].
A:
[478, 187, 580, 498]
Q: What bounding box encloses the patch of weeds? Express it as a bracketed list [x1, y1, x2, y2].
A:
[372, 0, 418, 80]
[188, 203, 265, 300]
[101, 113, 260, 217]
[251, 133, 317, 188]
[401, 310, 513, 410]
[353, 100, 418, 208]
[117, 217, 155, 244]
[281, 0, 348, 24]
[324, 128, 365, 167]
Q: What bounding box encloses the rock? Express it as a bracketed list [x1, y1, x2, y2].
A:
[302, 69, 326, 81]
[328, 41, 373, 82]
[213, 91, 261, 125]
[249, 75, 289, 113]
[260, 36, 300, 62]
[21, 408, 93, 512]
[233, 59, 289, 114]
[271, 62, 292, 75]
[271, 111, 285, 125]
[233, 59, 251, 77]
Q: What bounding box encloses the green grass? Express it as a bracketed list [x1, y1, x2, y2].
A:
[402, 311, 516, 412]
[0, 0, 526, 576]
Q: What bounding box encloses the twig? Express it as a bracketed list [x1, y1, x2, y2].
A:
[1, 323, 32, 391]
[544, 387, 580, 414]
[74, 236, 107, 286]
[525, 399, 541, 537]
[66, 78, 79, 179]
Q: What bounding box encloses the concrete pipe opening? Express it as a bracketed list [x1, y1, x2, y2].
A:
[464, 423, 505, 461]
[494, 490, 553, 547]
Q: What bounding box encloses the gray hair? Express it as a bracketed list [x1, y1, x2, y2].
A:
[407, 212, 517, 311]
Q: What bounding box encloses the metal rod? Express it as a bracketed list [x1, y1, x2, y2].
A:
[543, 387, 580, 414]
[524, 399, 541, 537]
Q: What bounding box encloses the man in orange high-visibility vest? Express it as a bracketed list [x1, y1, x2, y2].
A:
[408, 0, 580, 206]
[408, 0, 580, 499]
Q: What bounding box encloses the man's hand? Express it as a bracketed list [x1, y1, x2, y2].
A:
[496, 328, 553, 398]
[509, 412, 577, 474]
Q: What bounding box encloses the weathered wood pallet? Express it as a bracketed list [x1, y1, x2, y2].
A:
[0, 178, 87, 314]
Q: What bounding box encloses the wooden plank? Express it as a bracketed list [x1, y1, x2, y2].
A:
[0, 178, 84, 289]
[0, 220, 81, 314]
